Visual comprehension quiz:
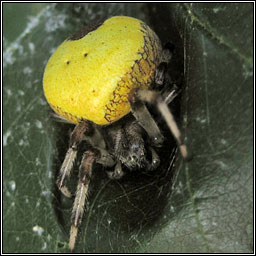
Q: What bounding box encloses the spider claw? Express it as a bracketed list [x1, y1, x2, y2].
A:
[59, 185, 72, 198]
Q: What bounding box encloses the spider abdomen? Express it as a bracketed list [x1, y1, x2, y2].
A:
[43, 16, 162, 125]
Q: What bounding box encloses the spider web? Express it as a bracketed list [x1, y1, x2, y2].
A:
[3, 3, 254, 254]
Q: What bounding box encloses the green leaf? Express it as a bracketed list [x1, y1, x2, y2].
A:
[3, 3, 253, 253]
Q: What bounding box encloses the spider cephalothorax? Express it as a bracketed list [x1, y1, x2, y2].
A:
[105, 118, 149, 170]
[43, 16, 187, 251]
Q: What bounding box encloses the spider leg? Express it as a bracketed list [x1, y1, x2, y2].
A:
[95, 148, 116, 167]
[154, 42, 174, 88]
[57, 120, 91, 198]
[69, 150, 96, 252]
[106, 160, 124, 179]
[147, 146, 160, 171]
[162, 84, 181, 105]
[68, 147, 115, 251]
[155, 41, 182, 104]
[128, 93, 164, 147]
[162, 42, 175, 63]
[132, 89, 188, 160]
[154, 62, 168, 87]
[50, 111, 73, 124]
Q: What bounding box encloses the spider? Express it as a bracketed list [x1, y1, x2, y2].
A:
[43, 16, 188, 251]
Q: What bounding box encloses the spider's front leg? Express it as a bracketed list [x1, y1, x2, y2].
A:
[69, 150, 96, 252]
[57, 120, 92, 197]
[133, 88, 188, 160]
[128, 93, 164, 148]
[68, 146, 115, 251]
[69, 148, 116, 251]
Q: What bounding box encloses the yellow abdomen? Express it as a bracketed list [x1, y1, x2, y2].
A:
[43, 16, 162, 125]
